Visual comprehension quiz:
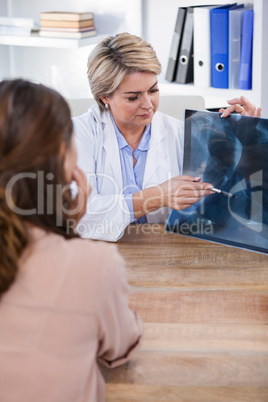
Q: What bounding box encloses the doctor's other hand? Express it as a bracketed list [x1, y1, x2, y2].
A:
[159, 175, 213, 211]
[219, 96, 262, 118]
[68, 166, 91, 225]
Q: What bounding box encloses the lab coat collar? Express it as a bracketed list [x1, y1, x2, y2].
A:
[143, 111, 169, 187]
[100, 110, 123, 188]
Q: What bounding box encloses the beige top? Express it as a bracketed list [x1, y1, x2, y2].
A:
[0, 228, 143, 402]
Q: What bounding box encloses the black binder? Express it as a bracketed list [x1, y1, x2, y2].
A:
[165, 7, 186, 82]
[175, 7, 194, 84]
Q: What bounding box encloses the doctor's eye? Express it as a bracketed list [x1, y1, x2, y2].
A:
[127, 95, 139, 102]
[149, 88, 159, 94]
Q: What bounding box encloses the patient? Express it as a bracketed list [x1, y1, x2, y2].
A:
[0, 79, 143, 402]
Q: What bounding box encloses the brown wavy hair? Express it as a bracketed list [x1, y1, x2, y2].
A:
[0, 79, 76, 296]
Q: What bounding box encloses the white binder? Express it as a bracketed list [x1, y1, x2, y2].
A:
[193, 6, 214, 88]
[229, 7, 245, 89]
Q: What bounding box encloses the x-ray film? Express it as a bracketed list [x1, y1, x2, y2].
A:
[166, 109, 268, 254]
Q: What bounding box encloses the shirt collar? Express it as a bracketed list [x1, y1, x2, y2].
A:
[111, 113, 151, 151]
[137, 124, 151, 151]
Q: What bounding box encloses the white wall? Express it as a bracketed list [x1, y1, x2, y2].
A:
[1, 0, 142, 34]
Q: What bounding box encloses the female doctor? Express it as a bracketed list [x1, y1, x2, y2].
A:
[73, 32, 262, 242]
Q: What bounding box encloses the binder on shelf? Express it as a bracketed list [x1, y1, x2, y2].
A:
[210, 3, 240, 89]
[229, 6, 245, 89]
[193, 5, 216, 88]
[175, 7, 194, 84]
[239, 9, 254, 90]
[165, 7, 186, 82]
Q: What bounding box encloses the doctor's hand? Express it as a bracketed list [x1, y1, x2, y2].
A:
[133, 176, 214, 219]
[68, 166, 91, 225]
[159, 175, 213, 211]
[219, 96, 262, 118]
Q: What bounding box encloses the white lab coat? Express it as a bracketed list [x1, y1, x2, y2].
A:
[72, 105, 184, 241]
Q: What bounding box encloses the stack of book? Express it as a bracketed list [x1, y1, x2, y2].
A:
[165, 3, 254, 90]
[39, 11, 97, 39]
[0, 16, 38, 36]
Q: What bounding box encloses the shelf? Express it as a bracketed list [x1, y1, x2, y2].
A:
[0, 33, 107, 48]
[159, 82, 254, 109]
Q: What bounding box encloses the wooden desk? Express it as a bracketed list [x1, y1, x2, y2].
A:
[102, 224, 268, 401]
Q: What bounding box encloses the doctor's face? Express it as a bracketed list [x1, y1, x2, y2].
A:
[102, 71, 160, 132]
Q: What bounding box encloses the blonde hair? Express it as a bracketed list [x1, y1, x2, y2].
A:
[87, 32, 162, 111]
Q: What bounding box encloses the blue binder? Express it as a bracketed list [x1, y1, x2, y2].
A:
[210, 3, 239, 88]
[239, 9, 254, 90]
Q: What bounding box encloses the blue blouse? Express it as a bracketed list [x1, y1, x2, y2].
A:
[111, 115, 151, 223]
